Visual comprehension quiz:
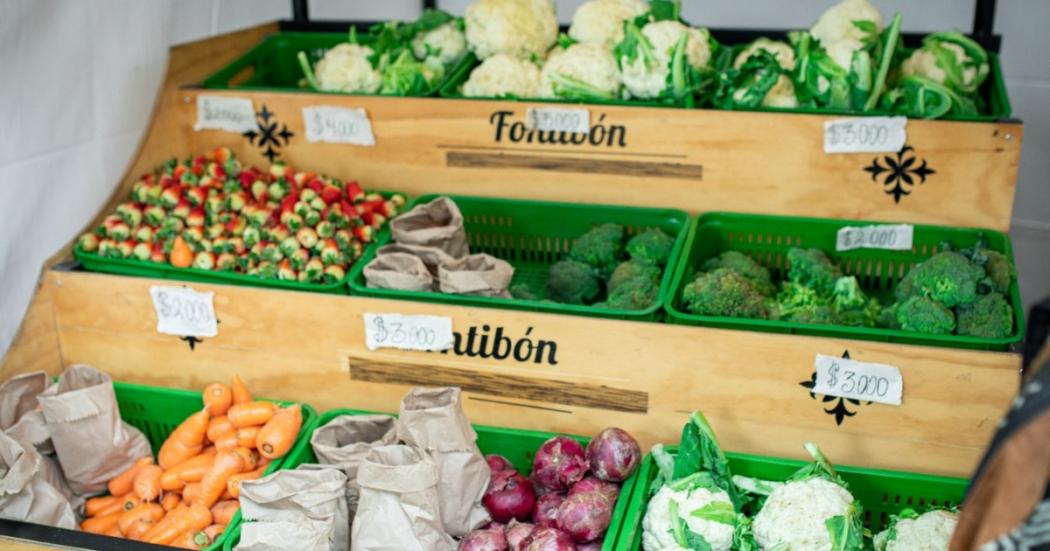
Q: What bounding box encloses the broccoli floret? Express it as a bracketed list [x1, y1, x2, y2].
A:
[895, 251, 983, 307]
[626, 228, 675, 266]
[960, 241, 1014, 295]
[547, 259, 601, 304]
[771, 282, 836, 325]
[956, 292, 1013, 338]
[605, 275, 659, 310]
[568, 223, 624, 277]
[787, 248, 842, 295]
[509, 282, 541, 301]
[896, 296, 956, 334]
[876, 304, 900, 329]
[608, 260, 661, 295]
[701, 251, 775, 296]
[682, 268, 768, 318]
[831, 276, 881, 327]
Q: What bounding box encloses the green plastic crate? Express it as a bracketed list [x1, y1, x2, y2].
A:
[616, 448, 968, 550]
[664, 212, 1025, 350]
[346, 194, 690, 321]
[110, 380, 316, 551]
[224, 407, 639, 550]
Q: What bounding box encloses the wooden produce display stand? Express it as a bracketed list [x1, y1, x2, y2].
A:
[0, 19, 1026, 517]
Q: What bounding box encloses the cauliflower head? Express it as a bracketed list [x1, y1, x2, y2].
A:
[875, 510, 957, 551]
[824, 37, 865, 71]
[753, 477, 855, 550]
[465, 0, 558, 60]
[811, 0, 883, 45]
[540, 42, 622, 100]
[462, 54, 541, 98]
[621, 21, 712, 99]
[901, 43, 980, 92]
[314, 43, 382, 93]
[735, 38, 796, 71]
[642, 485, 735, 551]
[412, 21, 467, 66]
[569, 0, 649, 49]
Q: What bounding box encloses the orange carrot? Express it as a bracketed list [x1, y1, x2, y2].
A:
[118, 502, 164, 535]
[182, 483, 201, 504]
[81, 512, 121, 534]
[213, 433, 239, 452]
[144, 504, 186, 541]
[126, 518, 155, 541]
[194, 450, 244, 508]
[103, 524, 122, 538]
[210, 500, 239, 525]
[232, 446, 257, 471]
[236, 426, 261, 448]
[159, 410, 210, 469]
[179, 455, 217, 483]
[162, 452, 213, 491]
[203, 383, 233, 417]
[219, 489, 235, 501]
[201, 445, 216, 456]
[230, 375, 251, 405]
[256, 405, 302, 459]
[169, 530, 203, 549]
[203, 523, 226, 542]
[226, 464, 267, 498]
[161, 493, 181, 512]
[107, 457, 153, 497]
[227, 401, 275, 428]
[148, 502, 212, 545]
[86, 495, 121, 517]
[170, 236, 193, 268]
[133, 464, 164, 501]
[206, 416, 233, 444]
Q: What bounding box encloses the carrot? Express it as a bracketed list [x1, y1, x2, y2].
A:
[178, 455, 217, 483]
[148, 502, 212, 545]
[103, 524, 122, 538]
[232, 446, 257, 471]
[256, 404, 302, 459]
[213, 433, 239, 452]
[236, 426, 261, 448]
[230, 374, 251, 405]
[86, 495, 121, 517]
[169, 530, 203, 550]
[226, 464, 267, 498]
[170, 236, 193, 268]
[203, 383, 233, 417]
[96, 494, 139, 518]
[161, 452, 213, 491]
[227, 401, 275, 428]
[118, 502, 164, 535]
[126, 518, 155, 541]
[203, 523, 226, 542]
[206, 416, 233, 444]
[219, 489, 235, 501]
[194, 450, 244, 508]
[81, 511, 121, 534]
[134, 464, 164, 501]
[159, 409, 210, 469]
[201, 445, 216, 456]
[182, 483, 201, 504]
[107, 456, 153, 497]
[144, 504, 186, 541]
[210, 500, 239, 525]
[161, 493, 181, 512]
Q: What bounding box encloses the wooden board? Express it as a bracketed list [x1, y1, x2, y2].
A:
[23, 269, 1019, 478]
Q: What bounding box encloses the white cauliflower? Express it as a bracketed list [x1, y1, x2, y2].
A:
[734, 38, 796, 71]
[753, 477, 855, 550]
[811, 0, 883, 46]
[540, 42, 621, 100]
[642, 484, 735, 551]
[462, 53, 541, 98]
[569, 0, 649, 49]
[824, 38, 865, 71]
[465, 0, 558, 61]
[760, 75, 799, 108]
[412, 21, 467, 66]
[874, 510, 957, 551]
[620, 20, 712, 99]
[314, 43, 381, 93]
[901, 43, 981, 92]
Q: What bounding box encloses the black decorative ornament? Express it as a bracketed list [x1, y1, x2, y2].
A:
[243, 105, 295, 162]
[799, 350, 872, 426]
[863, 145, 936, 204]
[180, 336, 203, 351]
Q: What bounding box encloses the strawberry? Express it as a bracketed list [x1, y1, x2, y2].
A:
[183, 227, 204, 244]
[294, 171, 315, 186]
[117, 240, 135, 258]
[344, 181, 365, 203]
[319, 239, 341, 265]
[293, 201, 311, 218]
[310, 197, 327, 211]
[212, 237, 228, 253]
[134, 226, 153, 243]
[323, 264, 346, 284]
[173, 165, 187, 180]
[334, 229, 353, 250]
[160, 187, 182, 209]
[133, 242, 151, 261]
[315, 221, 335, 239]
[321, 185, 342, 205]
[279, 237, 301, 258]
[226, 216, 247, 236]
[269, 224, 290, 243]
[289, 249, 310, 271]
[243, 226, 261, 248]
[238, 170, 256, 190]
[217, 252, 237, 271]
[361, 211, 386, 229]
[110, 222, 131, 241]
[268, 180, 288, 201]
[306, 178, 324, 193]
[255, 260, 276, 279]
[363, 192, 383, 203]
[227, 191, 247, 212]
[296, 227, 319, 249]
[205, 196, 224, 216]
[261, 243, 284, 263]
[193, 251, 216, 270]
[186, 187, 207, 207]
[77, 234, 99, 252]
[150, 243, 166, 263]
[269, 162, 287, 179]
[227, 237, 246, 254]
[212, 147, 232, 164]
[98, 239, 116, 258]
[300, 188, 318, 203]
[277, 259, 297, 281]
[145, 206, 166, 226]
[353, 225, 374, 244]
[251, 180, 269, 202]
[187, 208, 206, 228]
[304, 258, 324, 281]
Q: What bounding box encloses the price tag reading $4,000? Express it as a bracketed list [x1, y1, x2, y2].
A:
[302, 106, 376, 146]
[836, 224, 914, 252]
[364, 313, 454, 352]
[813, 354, 903, 406]
[150, 286, 218, 338]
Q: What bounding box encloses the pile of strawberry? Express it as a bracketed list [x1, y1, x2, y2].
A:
[78, 148, 405, 285]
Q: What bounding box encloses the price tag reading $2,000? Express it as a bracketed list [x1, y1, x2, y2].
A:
[824, 116, 907, 154]
[193, 95, 258, 133]
[364, 313, 453, 352]
[150, 286, 218, 338]
[813, 354, 902, 406]
[302, 106, 376, 146]
[836, 224, 913, 252]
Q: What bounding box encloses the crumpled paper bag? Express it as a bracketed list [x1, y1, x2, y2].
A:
[0, 431, 77, 529]
[238, 519, 333, 551]
[389, 197, 469, 259]
[351, 444, 454, 551]
[0, 372, 53, 453]
[238, 464, 349, 551]
[438, 254, 514, 298]
[377, 243, 457, 277]
[37, 365, 151, 496]
[310, 414, 398, 519]
[396, 387, 490, 537]
[363, 252, 434, 292]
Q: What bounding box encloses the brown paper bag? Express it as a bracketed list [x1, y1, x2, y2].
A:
[0, 431, 77, 529]
[310, 414, 398, 519]
[363, 252, 434, 292]
[397, 387, 490, 537]
[389, 197, 469, 259]
[37, 365, 151, 496]
[237, 519, 334, 551]
[438, 254, 515, 298]
[0, 372, 53, 453]
[351, 444, 454, 551]
[377, 243, 457, 277]
[239, 465, 349, 551]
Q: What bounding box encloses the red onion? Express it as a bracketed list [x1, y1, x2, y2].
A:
[487, 454, 515, 473]
[459, 526, 509, 551]
[568, 476, 620, 506]
[531, 436, 588, 493]
[505, 521, 536, 551]
[575, 542, 602, 551]
[556, 491, 612, 543]
[483, 469, 537, 523]
[532, 492, 565, 527]
[585, 428, 640, 482]
[522, 527, 577, 551]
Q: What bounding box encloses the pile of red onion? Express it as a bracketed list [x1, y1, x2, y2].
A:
[459, 428, 641, 550]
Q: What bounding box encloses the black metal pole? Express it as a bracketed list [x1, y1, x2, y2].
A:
[972, 0, 996, 39]
[423, 0, 436, 9]
[292, 0, 309, 23]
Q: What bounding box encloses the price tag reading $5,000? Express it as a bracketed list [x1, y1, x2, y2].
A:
[364, 313, 454, 352]
[836, 224, 914, 252]
[813, 354, 903, 406]
[150, 286, 218, 338]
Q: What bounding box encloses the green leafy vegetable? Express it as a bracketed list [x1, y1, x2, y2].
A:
[690, 501, 737, 525]
[672, 411, 742, 509]
[825, 507, 865, 551]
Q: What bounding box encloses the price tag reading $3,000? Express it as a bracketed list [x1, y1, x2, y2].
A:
[813, 354, 903, 406]
[824, 116, 907, 154]
[150, 286, 218, 338]
[364, 313, 454, 352]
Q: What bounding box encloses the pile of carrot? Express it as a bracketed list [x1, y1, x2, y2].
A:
[80, 375, 303, 549]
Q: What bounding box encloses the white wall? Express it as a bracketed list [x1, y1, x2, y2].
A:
[0, 0, 1047, 355]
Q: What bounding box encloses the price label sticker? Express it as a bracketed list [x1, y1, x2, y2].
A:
[813, 354, 902, 406]
[302, 106, 376, 146]
[150, 286, 218, 338]
[824, 116, 907, 154]
[836, 224, 913, 252]
[526, 107, 590, 134]
[194, 95, 258, 133]
[364, 313, 453, 352]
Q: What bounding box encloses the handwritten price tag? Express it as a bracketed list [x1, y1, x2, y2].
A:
[824, 116, 907, 154]
[836, 224, 913, 252]
[526, 107, 590, 134]
[302, 106, 376, 146]
[150, 286, 218, 338]
[364, 313, 453, 352]
[813, 354, 902, 406]
[194, 95, 258, 133]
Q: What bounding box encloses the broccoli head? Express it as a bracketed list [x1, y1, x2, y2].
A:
[876, 304, 900, 329]
[831, 276, 881, 327]
[547, 259, 601, 304]
[604, 275, 660, 310]
[509, 282, 541, 301]
[608, 260, 661, 295]
[895, 251, 983, 308]
[770, 282, 836, 325]
[682, 268, 769, 318]
[787, 248, 842, 295]
[625, 228, 675, 266]
[568, 223, 624, 277]
[960, 240, 1015, 295]
[896, 296, 956, 335]
[956, 292, 1013, 338]
[701, 250, 775, 296]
